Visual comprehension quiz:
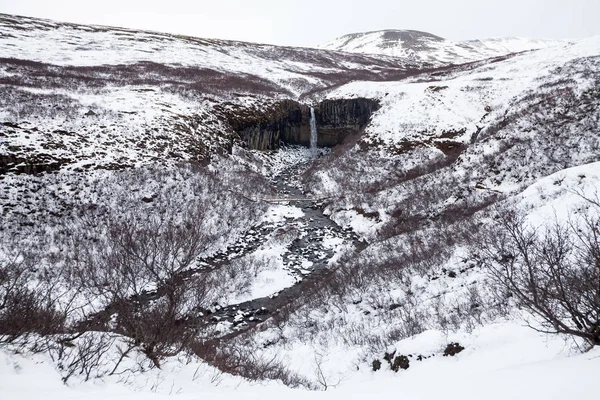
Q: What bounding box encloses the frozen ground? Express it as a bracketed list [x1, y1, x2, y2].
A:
[2, 322, 599, 399]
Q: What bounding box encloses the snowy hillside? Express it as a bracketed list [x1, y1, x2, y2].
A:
[0, 14, 422, 97]
[319, 29, 564, 66]
[2, 330, 599, 400]
[1, 13, 600, 400]
[0, 13, 425, 172]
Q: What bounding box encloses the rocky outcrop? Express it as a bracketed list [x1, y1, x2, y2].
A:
[226, 98, 380, 150]
[0, 153, 67, 174]
[313, 99, 380, 147]
[225, 100, 310, 150]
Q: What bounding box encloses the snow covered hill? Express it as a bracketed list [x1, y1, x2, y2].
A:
[0, 14, 422, 97]
[2, 328, 599, 400]
[319, 29, 564, 66]
[1, 12, 600, 400]
[0, 13, 424, 172]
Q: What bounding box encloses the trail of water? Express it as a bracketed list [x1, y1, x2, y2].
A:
[201, 156, 366, 336]
[82, 150, 365, 339]
[310, 107, 318, 151]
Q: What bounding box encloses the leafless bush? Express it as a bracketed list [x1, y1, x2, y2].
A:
[55, 333, 120, 383]
[1, 158, 272, 378]
[383, 294, 427, 342]
[479, 208, 600, 346]
[65, 204, 218, 366]
[0, 251, 66, 343]
[192, 341, 314, 389]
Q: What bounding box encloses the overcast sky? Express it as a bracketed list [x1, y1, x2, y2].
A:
[1, 0, 598, 47]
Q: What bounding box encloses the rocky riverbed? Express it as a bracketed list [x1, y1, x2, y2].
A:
[198, 153, 366, 336]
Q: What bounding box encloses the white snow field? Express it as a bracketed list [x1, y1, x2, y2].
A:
[324, 36, 600, 149]
[2, 323, 599, 399]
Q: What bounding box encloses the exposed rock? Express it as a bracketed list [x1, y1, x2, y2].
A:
[372, 359, 382, 371]
[313, 98, 380, 147]
[443, 342, 465, 357]
[0, 153, 67, 175]
[391, 355, 410, 371]
[225, 98, 380, 150]
[224, 100, 309, 150]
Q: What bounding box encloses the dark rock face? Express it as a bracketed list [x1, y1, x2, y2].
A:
[443, 342, 465, 357]
[226, 100, 310, 150]
[0, 153, 66, 175]
[227, 98, 380, 150]
[313, 98, 380, 147]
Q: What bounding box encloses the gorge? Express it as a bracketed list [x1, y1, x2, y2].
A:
[224, 98, 381, 151]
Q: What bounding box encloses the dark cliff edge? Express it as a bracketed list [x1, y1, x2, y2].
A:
[314, 99, 380, 147]
[225, 100, 310, 150]
[224, 98, 380, 150]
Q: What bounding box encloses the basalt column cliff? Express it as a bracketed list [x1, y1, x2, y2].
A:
[225, 98, 380, 150]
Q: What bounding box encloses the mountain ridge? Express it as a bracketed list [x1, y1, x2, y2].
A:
[320, 29, 565, 65]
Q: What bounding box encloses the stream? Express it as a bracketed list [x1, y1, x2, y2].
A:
[199, 154, 366, 336]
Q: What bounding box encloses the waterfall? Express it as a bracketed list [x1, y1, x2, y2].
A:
[310, 107, 318, 151]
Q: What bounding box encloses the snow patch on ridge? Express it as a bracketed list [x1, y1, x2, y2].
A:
[320, 29, 566, 66]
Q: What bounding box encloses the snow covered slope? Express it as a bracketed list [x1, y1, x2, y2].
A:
[2, 325, 599, 399]
[231, 34, 600, 388]
[323, 36, 600, 157]
[0, 14, 421, 97]
[320, 29, 564, 66]
[0, 13, 423, 171]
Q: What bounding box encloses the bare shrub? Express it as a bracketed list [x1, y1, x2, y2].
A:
[479, 208, 600, 346]
[192, 342, 314, 389]
[67, 205, 216, 366]
[55, 333, 119, 383]
[0, 252, 66, 343]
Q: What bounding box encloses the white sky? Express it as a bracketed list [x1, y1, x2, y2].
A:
[1, 0, 598, 47]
